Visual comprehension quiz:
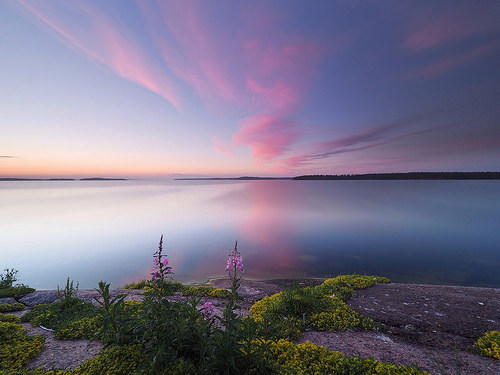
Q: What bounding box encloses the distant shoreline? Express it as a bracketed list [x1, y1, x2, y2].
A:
[177, 172, 500, 181]
[0, 177, 128, 181]
[292, 172, 500, 180]
[2, 172, 499, 181]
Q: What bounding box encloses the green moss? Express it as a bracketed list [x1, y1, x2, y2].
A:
[122, 280, 150, 290]
[251, 339, 429, 374]
[21, 298, 103, 340]
[180, 285, 230, 299]
[74, 345, 145, 375]
[55, 315, 103, 340]
[0, 321, 45, 372]
[249, 274, 388, 339]
[474, 330, 500, 360]
[124, 278, 231, 300]
[0, 313, 20, 323]
[0, 302, 25, 313]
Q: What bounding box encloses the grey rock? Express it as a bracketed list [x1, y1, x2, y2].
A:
[19, 290, 59, 307]
[0, 297, 17, 305]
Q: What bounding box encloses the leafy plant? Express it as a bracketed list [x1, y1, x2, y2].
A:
[0, 269, 18, 289]
[57, 278, 79, 306]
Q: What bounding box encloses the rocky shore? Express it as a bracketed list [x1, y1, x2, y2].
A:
[5, 279, 500, 374]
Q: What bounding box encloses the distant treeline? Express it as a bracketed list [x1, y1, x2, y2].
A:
[0, 177, 127, 181]
[293, 172, 500, 180]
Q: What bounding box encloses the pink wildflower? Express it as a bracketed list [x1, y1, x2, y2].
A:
[200, 301, 214, 319]
[226, 241, 244, 274]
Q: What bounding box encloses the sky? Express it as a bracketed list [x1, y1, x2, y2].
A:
[1, 0, 499, 178]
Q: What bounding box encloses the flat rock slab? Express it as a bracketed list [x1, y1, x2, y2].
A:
[0, 297, 17, 304]
[22, 323, 103, 370]
[299, 330, 500, 375]
[19, 291, 59, 307]
[347, 283, 500, 350]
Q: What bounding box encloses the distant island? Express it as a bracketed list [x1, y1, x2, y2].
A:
[0, 177, 127, 181]
[176, 172, 500, 181]
[293, 172, 500, 180]
[79, 177, 127, 181]
[175, 176, 292, 181]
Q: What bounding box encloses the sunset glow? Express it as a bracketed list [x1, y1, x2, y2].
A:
[1, 1, 499, 178]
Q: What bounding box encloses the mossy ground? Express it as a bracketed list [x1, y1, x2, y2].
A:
[0, 320, 44, 373]
[250, 275, 389, 340]
[0, 302, 25, 313]
[124, 280, 231, 299]
[21, 299, 103, 340]
[2, 275, 437, 375]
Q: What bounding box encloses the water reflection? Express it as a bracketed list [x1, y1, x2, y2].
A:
[0, 180, 499, 288]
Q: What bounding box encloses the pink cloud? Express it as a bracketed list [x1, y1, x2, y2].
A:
[211, 136, 232, 155]
[405, 3, 499, 51]
[246, 78, 300, 110]
[233, 114, 300, 161]
[243, 38, 323, 111]
[16, 0, 181, 110]
[136, 1, 239, 106]
[406, 42, 497, 78]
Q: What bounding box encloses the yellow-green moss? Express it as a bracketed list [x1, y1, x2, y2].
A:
[21, 299, 103, 340]
[310, 297, 378, 331]
[55, 315, 102, 340]
[74, 345, 145, 375]
[474, 330, 500, 360]
[0, 313, 20, 323]
[251, 339, 429, 374]
[250, 275, 387, 338]
[180, 285, 230, 299]
[0, 302, 25, 313]
[0, 321, 44, 372]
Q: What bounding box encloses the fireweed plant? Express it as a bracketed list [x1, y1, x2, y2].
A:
[4, 240, 431, 374]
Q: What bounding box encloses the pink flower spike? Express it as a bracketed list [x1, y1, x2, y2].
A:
[200, 301, 214, 319]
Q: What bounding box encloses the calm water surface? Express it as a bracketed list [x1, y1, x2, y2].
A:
[1, 180, 499, 288]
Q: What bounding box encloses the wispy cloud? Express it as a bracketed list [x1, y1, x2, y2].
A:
[136, 1, 239, 106]
[0, 155, 15, 158]
[405, 42, 497, 78]
[405, 3, 499, 51]
[17, 0, 181, 110]
[276, 112, 454, 170]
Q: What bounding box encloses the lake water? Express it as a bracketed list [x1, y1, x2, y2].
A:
[1, 180, 499, 289]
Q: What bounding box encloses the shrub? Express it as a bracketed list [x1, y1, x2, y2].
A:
[474, 330, 500, 360]
[0, 285, 35, 299]
[0, 269, 18, 289]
